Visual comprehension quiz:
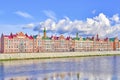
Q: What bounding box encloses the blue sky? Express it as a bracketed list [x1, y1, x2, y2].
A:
[0, 0, 120, 38]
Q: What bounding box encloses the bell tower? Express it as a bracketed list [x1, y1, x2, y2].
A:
[43, 27, 46, 39]
[76, 32, 78, 39]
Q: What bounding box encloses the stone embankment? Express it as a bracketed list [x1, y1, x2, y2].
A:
[0, 51, 120, 61]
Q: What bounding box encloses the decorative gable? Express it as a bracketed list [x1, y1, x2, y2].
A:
[36, 35, 42, 39]
[114, 37, 119, 42]
[59, 35, 65, 40]
[17, 32, 26, 38]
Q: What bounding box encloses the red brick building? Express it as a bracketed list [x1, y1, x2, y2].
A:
[1, 32, 33, 53]
[0, 28, 120, 53]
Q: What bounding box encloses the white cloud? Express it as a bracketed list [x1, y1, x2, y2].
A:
[22, 23, 35, 29]
[2, 13, 120, 38]
[111, 14, 119, 23]
[33, 13, 120, 38]
[43, 10, 57, 20]
[15, 11, 33, 19]
[92, 9, 96, 14]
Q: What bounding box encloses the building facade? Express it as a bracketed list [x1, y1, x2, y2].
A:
[0, 28, 120, 53]
[0, 38, 1, 52]
[1, 32, 33, 53]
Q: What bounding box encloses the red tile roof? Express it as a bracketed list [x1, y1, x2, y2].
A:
[51, 36, 57, 40]
[66, 36, 71, 40]
[3, 32, 33, 39]
[28, 36, 33, 39]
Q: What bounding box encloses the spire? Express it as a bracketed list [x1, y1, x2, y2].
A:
[44, 27, 46, 32]
[97, 34, 98, 39]
[96, 34, 99, 40]
[10, 32, 13, 38]
[10, 32, 13, 36]
[76, 32, 78, 38]
[1, 33, 3, 36]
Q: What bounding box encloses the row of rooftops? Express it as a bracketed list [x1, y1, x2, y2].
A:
[1, 32, 118, 42]
[1, 32, 34, 39]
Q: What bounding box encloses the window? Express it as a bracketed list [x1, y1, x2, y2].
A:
[80, 43, 82, 47]
[8, 40, 10, 46]
[116, 43, 119, 48]
[38, 40, 40, 46]
[60, 40, 64, 46]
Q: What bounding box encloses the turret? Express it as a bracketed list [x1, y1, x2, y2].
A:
[97, 34, 99, 39]
[1, 33, 3, 37]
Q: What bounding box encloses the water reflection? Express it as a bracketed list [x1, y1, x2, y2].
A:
[0, 56, 120, 80]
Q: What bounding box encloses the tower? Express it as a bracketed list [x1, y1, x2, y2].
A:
[43, 27, 46, 39]
[76, 32, 78, 39]
[97, 34, 99, 39]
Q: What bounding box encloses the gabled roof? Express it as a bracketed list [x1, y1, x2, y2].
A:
[66, 36, 71, 40]
[86, 37, 93, 41]
[28, 36, 33, 39]
[17, 32, 25, 36]
[58, 35, 65, 40]
[51, 36, 59, 40]
[104, 37, 108, 41]
[3, 32, 33, 39]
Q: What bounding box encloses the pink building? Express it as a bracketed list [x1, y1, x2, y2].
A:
[0, 38, 1, 52]
[51, 35, 73, 52]
[1, 32, 33, 53]
[0, 28, 120, 53]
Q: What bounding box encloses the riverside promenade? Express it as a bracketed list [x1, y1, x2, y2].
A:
[0, 51, 120, 61]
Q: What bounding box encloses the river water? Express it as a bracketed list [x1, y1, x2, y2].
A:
[0, 56, 120, 80]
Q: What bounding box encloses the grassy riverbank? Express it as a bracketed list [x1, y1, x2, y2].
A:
[0, 51, 120, 61]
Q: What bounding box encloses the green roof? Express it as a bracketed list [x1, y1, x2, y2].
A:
[42, 37, 51, 40]
[109, 38, 115, 42]
[73, 37, 88, 41]
[83, 38, 86, 41]
[33, 35, 38, 39]
[73, 37, 79, 40]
